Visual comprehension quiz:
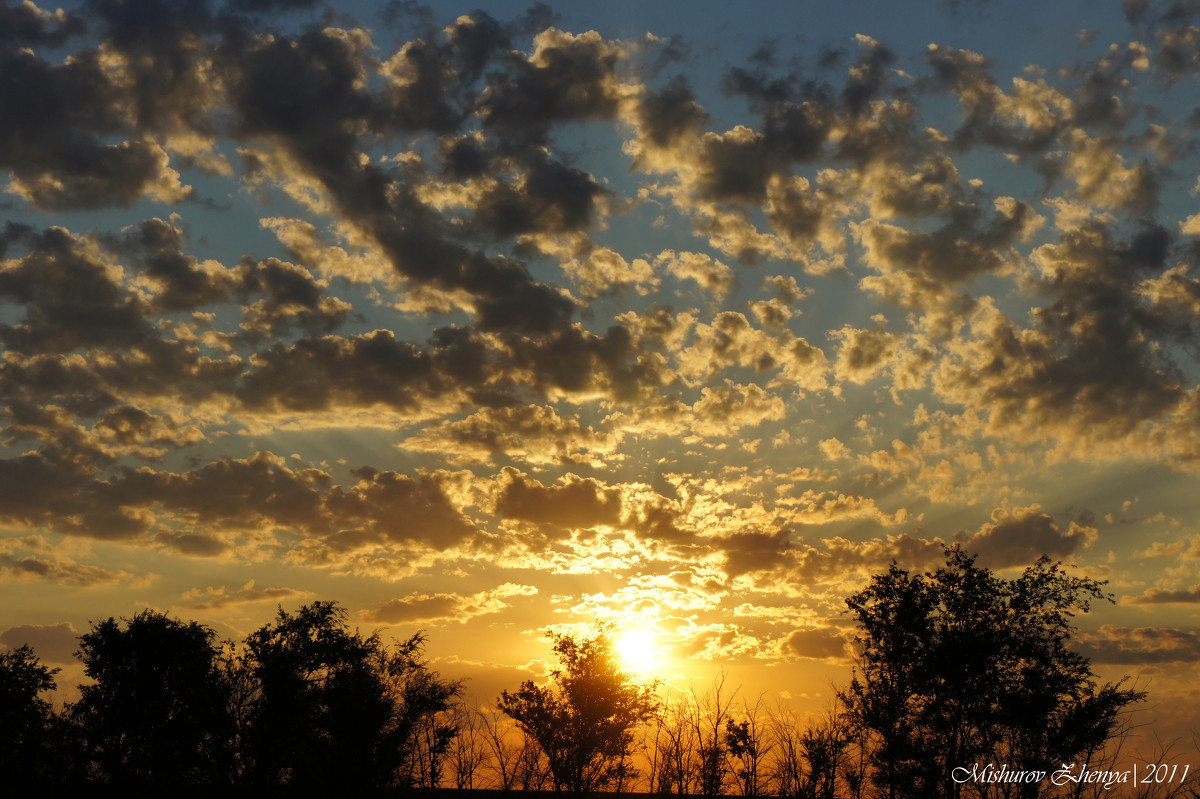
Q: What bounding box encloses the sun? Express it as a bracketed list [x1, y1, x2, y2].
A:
[615, 626, 660, 675]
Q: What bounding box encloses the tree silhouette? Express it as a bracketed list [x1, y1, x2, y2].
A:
[239, 600, 462, 788]
[69, 610, 233, 784]
[380, 630, 465, 788]
[841, 546, 1145, 799]
[498, 624, 658, 793]
[1, 644, 66, 783]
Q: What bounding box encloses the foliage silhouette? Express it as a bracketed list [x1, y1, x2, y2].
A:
[70, 609, 233, 784]
[0, 573, 1184, 794]
[498, 624, 658, 793]
[0, 643, 67, 783]
[841, 546, 1145, 799]
[239, 600, 462, 788]
[382, 628, 466, 788]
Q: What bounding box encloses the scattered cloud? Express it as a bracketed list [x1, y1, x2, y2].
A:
[1, 0, 1198, 734]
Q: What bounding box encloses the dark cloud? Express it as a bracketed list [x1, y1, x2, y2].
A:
[857, 196, 1040, 310]
[325, 469, 475, 548]
[637, 76, 710, 149]
[231, 0, 322, 15]
[923, 44, 1068, 155]
[91, 0, 222, 138]
[777, 626, 852, 661]
[722, 530, 794, 580]
[1121, 0, 1200, 81]
[401, 404, 613, 465]
[226, 17, 589, 335]
[1125, 584, 1200, 604]
[1076, 624, 1200, 664]
[0, 448, 147, 540]
[473, 151, 611, 242]
[841, 35, 898, 117]
[479, 28, 626, 141]
[235, 257, 353, 338]
[0, 0, 227, 209]
[385, 12, 509, 133]
[493, 468, 623, 531]
[626, 500, 695, 545]
[0, 48, 164, 209]
[0, 227, 154, 354]
[156, 532, 229, 557]
[723, 531, 944, 584]
[694, 128, 782, 205]
[123, 217, 236, 311]
[236, 331, 446, 412]
[0, 3, 84, 47]
[958, 507, 1097, 568]
[0, 622, 79, 663]
[114, 451, 328, 532]
[0, 339, 243, 417]
[361, 593, 462, 624]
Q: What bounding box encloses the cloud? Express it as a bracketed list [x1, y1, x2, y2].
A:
[1124, 584, 1200, 605]
[360, 583, 537, 625]
[401, 404, 619, 466]
[690, 382, 787, 436]
[0, 622, 79, 664]
[959, 505, 1097, 568]
[658, 250, 734, 298]
[1062, 130, 1159, 212]
[674, 622, 764, 661]
[183, 580, 312, 610]
[678, 313, 827, 388]
[492, 468, 623, 531]
[831, 320, 899, 384]
[6, 0, 1200, 723]
[562, 248, 657, 297]
[0, 552, 145, 588]
[776, 626, 853, 662]
[723, 530, 945, 585]
[1076, 624, 1200, 665]
[0, 227, 155, 354]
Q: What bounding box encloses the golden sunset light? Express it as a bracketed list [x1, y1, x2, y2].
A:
[2, 0, 1200, 792]
[616, 625, 661, 675]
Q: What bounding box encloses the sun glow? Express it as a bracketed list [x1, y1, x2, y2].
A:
[615, 626, 660, 675]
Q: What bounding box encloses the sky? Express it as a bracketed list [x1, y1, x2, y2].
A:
[2, 0, 1200, 750]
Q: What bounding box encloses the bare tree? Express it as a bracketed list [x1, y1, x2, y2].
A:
[447, 700, 489, 789]
[695, 670, 739, 795]
[727, 695, 773, 797]
[765, 696, 865, 799]
[655, 687, 702, 795]
[513, 727, 553, 791]
[478, 705, 522, 790]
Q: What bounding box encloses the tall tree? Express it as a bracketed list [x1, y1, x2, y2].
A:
[498, 624, 658, 793]
[70, 610, 233, 784]
[240, 600, 461, 788]
[841, 546, 1144, 799]
[1, 644, 65, 783]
